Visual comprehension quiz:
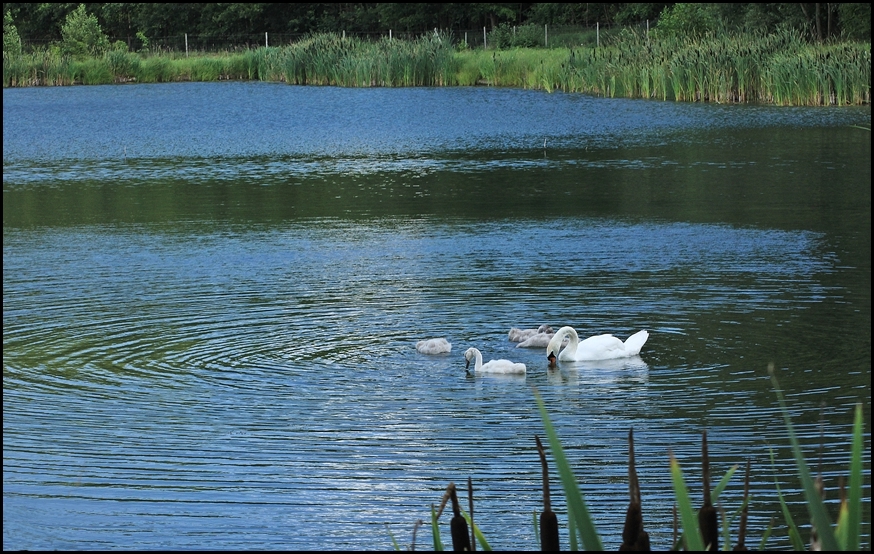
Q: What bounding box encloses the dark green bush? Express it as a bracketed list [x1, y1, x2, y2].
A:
[488, 23, 545, 49]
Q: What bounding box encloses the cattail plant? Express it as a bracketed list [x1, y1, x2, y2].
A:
[619, 428, 649, 551]
[698, 430, 719, 551]
[409, 384, 865, 551]
[448, 483, 471, 551]
[535, 435, 560, 551]
[733, 459, 751, 551]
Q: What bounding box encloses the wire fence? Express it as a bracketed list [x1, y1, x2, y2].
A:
[17, 24, 634, 55]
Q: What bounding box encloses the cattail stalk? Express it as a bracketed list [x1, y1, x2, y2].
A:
[733, 459, 751, 551]
[620, 428, 650, 551]
[535, 435, 561, 551]
[467, 477, 476, 551]
[447, 482, 471, 552]
[698, 430, 719, 551]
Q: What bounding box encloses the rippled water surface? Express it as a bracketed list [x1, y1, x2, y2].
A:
[3, 82, 871, 550]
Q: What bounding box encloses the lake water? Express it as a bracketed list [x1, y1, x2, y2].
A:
[3, 82, 871, 550]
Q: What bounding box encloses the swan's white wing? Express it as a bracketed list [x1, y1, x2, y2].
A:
[623, 330, 649, 355]
[574, 334, 627, 360]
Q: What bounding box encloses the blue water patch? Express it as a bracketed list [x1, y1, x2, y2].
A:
[4, 82, 869, 163]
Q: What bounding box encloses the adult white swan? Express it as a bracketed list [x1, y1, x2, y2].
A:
[546, 326, 649, 365]
[416, 338, 452, 355]
[464, 347, 526, 375]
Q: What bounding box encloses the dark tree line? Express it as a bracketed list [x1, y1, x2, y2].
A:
[3, 3, 870, 46]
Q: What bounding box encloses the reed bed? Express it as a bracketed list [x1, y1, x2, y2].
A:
[544, 29, 870, 106]
[271, 32, 456, 87]
[3, 49, 77, 86]
[4, 30, 869, 106]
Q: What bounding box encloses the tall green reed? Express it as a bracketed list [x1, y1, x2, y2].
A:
[3, 49, 76, 86]
[270, 32, 457, 88]
[768, 364, 866, 551]
[548, 28, 869, 105]
[137, 55, 177, 83]
[4, 29, 868, 106]
[78, 58, 114, 85]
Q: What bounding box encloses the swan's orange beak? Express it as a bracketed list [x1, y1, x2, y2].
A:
[547, 352, 556, 366]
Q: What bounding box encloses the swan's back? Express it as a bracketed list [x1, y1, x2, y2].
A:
[575, 331, 649, 360]
[576, 334, 626, 359]
[516, 333, 552, 348]
[508, 327, 534, 342]
[481, 359, 527, 374]
[465, 347, 526, 374]
[416, 338, 452, 354]
[517, 332, 570, 348]
[509, 324, 554, 342]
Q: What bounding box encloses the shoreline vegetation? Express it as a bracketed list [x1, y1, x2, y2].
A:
[3, 29, 871, 107]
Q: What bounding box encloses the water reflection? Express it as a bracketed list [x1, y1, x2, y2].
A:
[545, 356, 648, 385]
[466, 372, 528, 382]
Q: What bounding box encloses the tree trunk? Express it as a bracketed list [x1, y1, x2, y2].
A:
[827, 2, 833, 39]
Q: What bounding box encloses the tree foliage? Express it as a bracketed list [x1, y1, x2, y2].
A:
[60, 4, 110, 57]
[655, 3, 724, 38]
[655, 3, 871, 42]
[835, 2, 871, 41]
[3, 10, 22, 54]
[1, 2, 869, 49]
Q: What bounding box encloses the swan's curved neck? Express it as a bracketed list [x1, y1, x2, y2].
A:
[563, 327, 580, 350]
[472, 349, 484, 371]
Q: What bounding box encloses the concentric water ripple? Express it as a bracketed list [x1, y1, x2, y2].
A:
[4, 83, 870, 550]
[5, 215, 868, 550]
